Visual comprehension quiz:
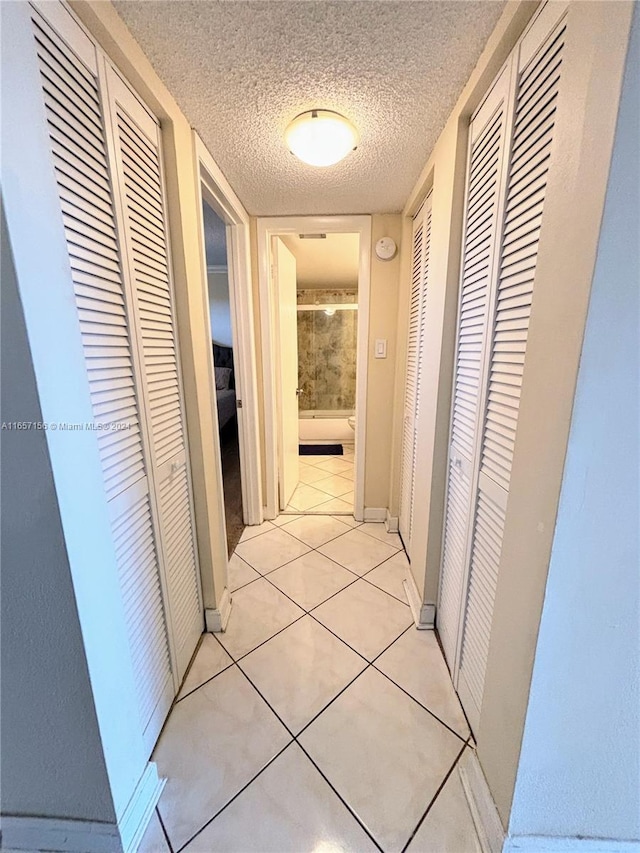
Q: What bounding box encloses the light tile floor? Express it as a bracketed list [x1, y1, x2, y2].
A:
[287, 447, 355, 514]
[141, 516, 481, 853]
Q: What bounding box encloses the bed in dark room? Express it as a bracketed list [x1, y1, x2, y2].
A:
[213, 343, 237, 430]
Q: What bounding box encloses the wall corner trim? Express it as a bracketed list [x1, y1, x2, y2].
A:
[118, 761, 165, 853]
[385, 511, 399, 533]
[0, 816, 122, 853]
[363, 507, 387, 522]
[205, 587, 232, 632]
[502, 837, 640, 852]
[459, 749, 505, 853]
[403, 573, 435, 629]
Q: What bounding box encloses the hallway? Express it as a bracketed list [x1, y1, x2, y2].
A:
[140, 516, 480, 853]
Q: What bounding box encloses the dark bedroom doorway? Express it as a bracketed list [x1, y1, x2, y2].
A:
[202, 200, 245, 553]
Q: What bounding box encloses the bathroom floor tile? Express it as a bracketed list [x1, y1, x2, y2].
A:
[227, 552, 260, 592]
[311, 496, 354, 514]
[182, 744, 378, 852]
[267, 551, 356, 611]
[177, 634, 233, 700]
[318, 527, 399, 575]
[216, 578, 304, 660]
[287, 484, 335, 512]
[363, 551, 410, 603]
[239, 520, 275, 542]
[298, 463, 337, 486]
[155, 666, 290, 851]
[281, 515, 353, 548]
[313, 474, 354, 498]
[301, 455, 334, 466]
[314, 457, 354, 475]
[239, 617, 366, 734]
[375, 628, 471, 739]
[312, 580, 412, 661]
[299, 668, 463, 852]
[406, 761, 481, 852]
[234, 527, 311, 574]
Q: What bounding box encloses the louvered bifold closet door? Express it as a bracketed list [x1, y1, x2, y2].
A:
[456, 8, 567, 729]
[104, 68, 202, 680]
[437, 67, 513, 671]
[399, 194, 432, 550]
[30, 5, 174, 753]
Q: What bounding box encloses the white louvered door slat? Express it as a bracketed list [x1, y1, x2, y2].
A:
[456, 11, 567, 731]
[30, 9, 174, 753]
[104, 67, 202, 680]
[437, 66, 513, 672]
[399, 194, 432, 550]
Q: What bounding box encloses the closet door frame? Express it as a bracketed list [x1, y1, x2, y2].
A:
[399, 193, 433, 553]
[193, 131, 263, 528]
[1, 0, 163, 836]
[98, 59, 204, 691]
[438, 59, 518, 685]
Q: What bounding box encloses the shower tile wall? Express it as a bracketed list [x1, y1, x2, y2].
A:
[297, 289, 357, 412]
[297, 288, 356, 305]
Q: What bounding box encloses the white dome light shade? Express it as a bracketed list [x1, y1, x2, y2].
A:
[285, 110, 359, 167]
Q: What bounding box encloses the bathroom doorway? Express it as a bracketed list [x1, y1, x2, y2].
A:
[258, 216, 372, 522]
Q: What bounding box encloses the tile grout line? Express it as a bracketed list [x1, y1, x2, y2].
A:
[180, 562, 468, 743]
[155, 805, 174, 853]
[168, 598, 467, 848]
[186, 556, 468, 742]
[236, 527, 404, 592]
[176, 662, 384, 853]
[174, 659, 235, 704]
[164, 511, 470, 851]
[399, 738, 471, 853]
[174, 733, 294, 853]
[295, 741, 385, 853]
[235, 665, 385, 853]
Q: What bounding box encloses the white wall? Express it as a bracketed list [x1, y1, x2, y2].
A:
[0, 208, 116, 825]
[207, 269, 233, 347]
[507, 10, 639, 845]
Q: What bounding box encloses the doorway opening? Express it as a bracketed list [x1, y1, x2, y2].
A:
[258, 216, 372, 522]
[194, 132, 263, 576]
[202, 202, 244, 553]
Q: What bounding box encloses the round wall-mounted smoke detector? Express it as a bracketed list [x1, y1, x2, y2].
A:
[375, 237, 397, 261]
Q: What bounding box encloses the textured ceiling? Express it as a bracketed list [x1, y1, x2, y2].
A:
[281, 233, 360, 288]
[114, 1, 505, 216]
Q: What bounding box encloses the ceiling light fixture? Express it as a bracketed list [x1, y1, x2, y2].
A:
[286, 110, 359, 167]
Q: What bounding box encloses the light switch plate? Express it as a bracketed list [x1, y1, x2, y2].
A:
[375, 339, 387, 358]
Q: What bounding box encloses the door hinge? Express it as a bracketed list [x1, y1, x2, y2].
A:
[236, 399, 243, 408]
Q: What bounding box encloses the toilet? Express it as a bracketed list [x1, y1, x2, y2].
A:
[347, 415, 356, 431]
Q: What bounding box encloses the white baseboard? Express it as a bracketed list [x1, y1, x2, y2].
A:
[503, 837, 640, 852]
[118, 761, 165, 853]
[363, 507, 387, 522]
[385, 511, 399, 533]
[0, 816, 122, 853]
[402, 572, 435, 629]
[205, 586, 232, 632]
[459, 749, 505, 853]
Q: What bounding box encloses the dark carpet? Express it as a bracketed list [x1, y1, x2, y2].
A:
[220, 417, 245, 556]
